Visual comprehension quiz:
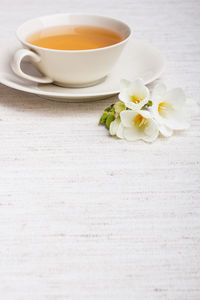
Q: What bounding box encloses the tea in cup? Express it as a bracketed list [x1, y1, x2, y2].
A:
[11, 14, 131, 87]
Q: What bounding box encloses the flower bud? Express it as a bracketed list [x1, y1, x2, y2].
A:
[114, 101, 126, 114]
[106, 114, 115, 129]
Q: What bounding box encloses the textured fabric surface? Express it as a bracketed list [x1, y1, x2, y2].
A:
[0, 0, 200, 299]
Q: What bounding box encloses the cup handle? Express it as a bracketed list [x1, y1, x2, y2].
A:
[11, 48, 53, 84]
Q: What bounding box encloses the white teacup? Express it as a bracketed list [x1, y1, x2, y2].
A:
[11, 14, 131, 88]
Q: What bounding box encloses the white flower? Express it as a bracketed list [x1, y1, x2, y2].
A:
[109, 117, 124, 138]
[151, 83, 190, 137]
[120, 109, 159, 142]
[119, 78, 149, 110]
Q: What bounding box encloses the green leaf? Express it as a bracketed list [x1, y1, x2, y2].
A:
[106, 114, 115, 129]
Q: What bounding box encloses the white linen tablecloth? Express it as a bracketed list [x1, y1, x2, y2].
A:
[0, 0, 199, 299]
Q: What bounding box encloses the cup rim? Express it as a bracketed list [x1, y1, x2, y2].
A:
[16, 13, 132, 53]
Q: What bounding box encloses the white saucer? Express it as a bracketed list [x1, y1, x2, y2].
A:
[0, 39, 165, 102]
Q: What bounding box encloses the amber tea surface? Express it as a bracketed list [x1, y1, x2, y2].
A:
[26, 25, 124, 50]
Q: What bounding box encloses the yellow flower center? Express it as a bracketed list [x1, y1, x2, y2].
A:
[134, 114, 148, 128]
[158, 102, 172, 117]
[131, 95, 144, 104]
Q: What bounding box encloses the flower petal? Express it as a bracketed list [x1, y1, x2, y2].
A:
[165, 88, 186, 108]
[152, 89, 190, 131]
[109, 118, 120, 136]
[158, 124, 173, 137]
[143, 119, 159, 142]
[116, 123, 125, 139]
[118, 79, 132, 103]
[118, 90, 131, 104]
[123, 127, 142, 141]
[123, 98, 149, 110]
[129, 78, 150, 101]
[139, 109, 152, 119]
[164, 116, 190, 130]
[120, 110, 138, 127]
[152, 83, 167, 100]
[119, 78, 149, 110]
